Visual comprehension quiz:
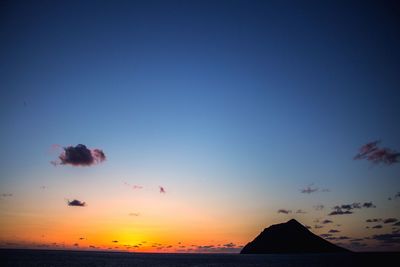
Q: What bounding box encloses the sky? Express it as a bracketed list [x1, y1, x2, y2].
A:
[0, 0, 399, 252]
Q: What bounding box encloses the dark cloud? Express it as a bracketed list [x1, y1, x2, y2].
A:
[223, 242, 236, 248]
[393, 222, 400, 227]
[0, 193, 12, 197]
[329, 209, 353, 216]
[322, 220, 333, 224]
[305, 225, 312, 229]
[372, 225, 383, 229]
[296, 209, 307, 214]
[366, 218, 382, 223]
[277, 209, 292, 214]
[313, 204, 324, 211]
[159, 186, 166, 194]
[67, 199, 86, 207]
[79, 237, 85, 240]
[354, 140, 400, 165]
[372, 233, 400, 243]
[362, 202, 376, 208]
[112, 240, 118, 243]
[301, 185, 318, 194]
[314, 225, 323, 229]
[351, 238, 364, 242]
[383, 218, 398, 224]
[329, 229, 340, 233]
[329, 202, 375, 215]
[52, 144, 106, 167]
[396, 192, 400, 198]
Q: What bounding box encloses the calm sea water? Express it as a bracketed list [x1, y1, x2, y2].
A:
[1, 249, 399, 267]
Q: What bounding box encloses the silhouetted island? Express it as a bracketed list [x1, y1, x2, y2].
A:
[241, 219, 350, 254]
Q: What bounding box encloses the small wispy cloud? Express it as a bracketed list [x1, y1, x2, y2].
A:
[372, 225, 383, 229]
[354, 140, 399, 165]
[123, 181, 143, 190]
[301, 185, 319, 194]
[129, 212, 140, 216]
[296, 209, 307, 214]
[328, 229, 340, 233]
[67, 199, 86, 207]
[0, 193, 12, 198]
[159, 186, 166, 194]
[51, 144, 106, 167]
[277, 209, 292, 214]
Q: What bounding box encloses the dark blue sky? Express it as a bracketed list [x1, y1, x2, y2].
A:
[0, 0, 400, 251]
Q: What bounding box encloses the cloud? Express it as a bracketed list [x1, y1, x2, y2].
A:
[301, 185, 319, 194]
[112, 240, 118, 243]
[123, 181, 143, 190]
[52, 144, 106, 167]
[320, 234, 332, 238]
[328, 229, 340, 233]
[329, 209, 353, 216]
[129, 212, 140, 216]
[354, 140, 400, 165]
[322, 220, 333, 224]
[0, 193, 12, 198]
[314, 204, 324, 211]
[383, 218, 398, 224]
[305, 225, 312, 229]
[372, 225, 383, 229]
[314, 225, 323, 229]
[372, 233, 400, 243]
[277, 209, 292, 214]
[296, 209, 307, 214]
[329, 202, 375, 215]
[159, 186, 166, 194]
[393, 222, 400, 227]
[67, 199, 86, 207]
[362, 202, 376, 208]
[193, 243, 242, 253]
[366, 218, 382, 223]
[326, 236, 349, 240]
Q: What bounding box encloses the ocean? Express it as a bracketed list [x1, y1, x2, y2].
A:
[1, 249, 399, 267]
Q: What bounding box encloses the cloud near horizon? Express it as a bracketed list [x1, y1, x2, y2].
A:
[354, 140, 400, 165]
[51, 144, 106, 167]
[67, 199, 86, 207]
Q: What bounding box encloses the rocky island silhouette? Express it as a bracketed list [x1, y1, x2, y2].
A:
[241, 219, 350, 254]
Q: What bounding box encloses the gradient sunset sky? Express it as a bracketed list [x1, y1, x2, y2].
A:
[1, 0, 399, 252]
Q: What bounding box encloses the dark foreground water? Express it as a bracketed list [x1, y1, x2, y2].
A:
[1, 249, 399, 267]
